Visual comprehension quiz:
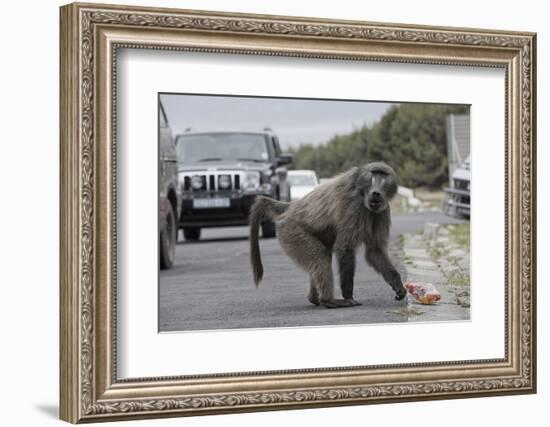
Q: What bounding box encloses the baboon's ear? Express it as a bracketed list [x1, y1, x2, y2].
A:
[391, 168, 399, 185]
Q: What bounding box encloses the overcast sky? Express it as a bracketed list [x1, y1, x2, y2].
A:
[160, 93, 394, 149]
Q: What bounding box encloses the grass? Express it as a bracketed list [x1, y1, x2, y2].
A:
[424, 223, 470, 287]
[402, 253, 414, 265]
[430, 244, 445, 260]
[446, 269, 470, 287]
[450, 223, 470, 249]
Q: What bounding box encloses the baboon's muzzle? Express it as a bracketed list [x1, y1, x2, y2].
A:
[367, 197, 385, 212]
[367, 174, 387, 212]
[367, 190, 386, 212]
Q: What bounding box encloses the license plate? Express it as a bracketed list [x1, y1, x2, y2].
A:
[193, 198, 230, 209]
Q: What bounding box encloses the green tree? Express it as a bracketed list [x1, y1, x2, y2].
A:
[369, 104, 467, 188]
[289, 104, 467, 188]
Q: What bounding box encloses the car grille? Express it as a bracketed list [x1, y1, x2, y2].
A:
[454, 179, 469, 191]
[182, 172, 242, 192]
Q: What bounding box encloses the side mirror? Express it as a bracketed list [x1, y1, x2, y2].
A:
[277, 153, 293, 166]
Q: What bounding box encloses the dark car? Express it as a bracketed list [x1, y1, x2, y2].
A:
[158, 102, 181, 269]
[176, 130, 293, 240]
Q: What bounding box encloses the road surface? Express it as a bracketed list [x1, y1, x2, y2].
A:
[159, 211, 464, 332]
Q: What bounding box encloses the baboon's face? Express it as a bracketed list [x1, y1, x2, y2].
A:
[361, 164, 398, 213]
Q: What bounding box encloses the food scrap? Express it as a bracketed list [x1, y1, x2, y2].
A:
[404, 282, 441, 305]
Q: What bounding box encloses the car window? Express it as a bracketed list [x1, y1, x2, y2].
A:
[176, 133, 269, 164]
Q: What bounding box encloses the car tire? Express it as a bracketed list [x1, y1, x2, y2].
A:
[261, 221, 277, 238]
[159, 203, 176, 270]
[183, 227, 201, 241]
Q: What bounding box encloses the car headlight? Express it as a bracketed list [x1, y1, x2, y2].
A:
[243, 171, 260, 192]
[218, 174, 231, 190]
[191, 175, 205, 190]
[259, 183, 272, 193]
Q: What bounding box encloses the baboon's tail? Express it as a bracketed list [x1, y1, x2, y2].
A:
[250, 196, 290, 287]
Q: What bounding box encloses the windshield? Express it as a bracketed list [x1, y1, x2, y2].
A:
[176, 133, 269, 164]
[288, 174, 317, 186]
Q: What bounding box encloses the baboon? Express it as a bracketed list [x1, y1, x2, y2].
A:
[249, 162, 407, 308]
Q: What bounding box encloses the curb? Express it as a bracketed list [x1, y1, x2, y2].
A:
[401, 222, 470, 322]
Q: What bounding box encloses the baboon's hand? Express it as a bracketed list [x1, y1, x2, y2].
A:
[394, 286, 407, 301]
[387, 270, 407, 301]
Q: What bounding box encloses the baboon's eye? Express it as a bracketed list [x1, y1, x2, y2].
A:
[365, 173, 372, 187]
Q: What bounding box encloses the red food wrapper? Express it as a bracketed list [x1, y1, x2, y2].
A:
[404, 282, 441, 305]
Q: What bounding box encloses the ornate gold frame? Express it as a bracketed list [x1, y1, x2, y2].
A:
[59, 2, 536, 423]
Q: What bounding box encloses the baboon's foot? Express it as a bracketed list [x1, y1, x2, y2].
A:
[307, 293, 320, 306]
[394, 285, 407, 301]
[321, 298, 361, 309]
[347, 298, 362, 306]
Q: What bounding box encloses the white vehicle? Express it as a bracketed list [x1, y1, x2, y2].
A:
[444, 155, 470, 218]
[287, 170, 320, 201]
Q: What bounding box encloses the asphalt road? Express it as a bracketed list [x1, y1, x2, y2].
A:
[159, 211, 464, 332]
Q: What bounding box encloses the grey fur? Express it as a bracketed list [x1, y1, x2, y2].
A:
[249, 162, 406, 308]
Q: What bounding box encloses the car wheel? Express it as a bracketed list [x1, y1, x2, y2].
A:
[183, 227, 201, 241]
[261, 221, 277, 238]
[160, 203, 176, 270]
